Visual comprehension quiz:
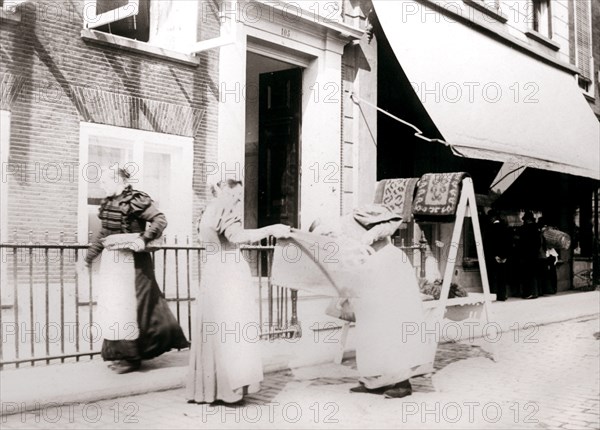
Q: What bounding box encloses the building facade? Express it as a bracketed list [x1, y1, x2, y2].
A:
[370, 0, 599, 293]
[0, 0, 378, 369]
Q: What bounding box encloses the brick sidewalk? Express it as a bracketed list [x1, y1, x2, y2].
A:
[1, 316, 598, 429]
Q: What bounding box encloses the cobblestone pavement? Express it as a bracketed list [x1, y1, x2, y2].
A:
[1, 316, 598, 429]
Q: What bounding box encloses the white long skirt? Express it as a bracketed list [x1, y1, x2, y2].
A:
[95, 249, 140, 341]
[186, 254, 263, 403]
[354, 244, 433, 387]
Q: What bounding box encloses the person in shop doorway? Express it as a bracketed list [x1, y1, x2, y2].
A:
[484, 209, 511, 301]
[517, 211, 544, 299]
[537, 216, 558, 295]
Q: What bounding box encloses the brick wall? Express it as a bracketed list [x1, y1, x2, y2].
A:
[0, 0, 220, 243]
[0, 0, 221, 285]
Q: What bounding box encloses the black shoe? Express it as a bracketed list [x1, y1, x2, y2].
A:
[349, 384, 389, 395]
[384, 380, 413, 399]
[211, 398, 245, 407]
[112, 360, 141, 374]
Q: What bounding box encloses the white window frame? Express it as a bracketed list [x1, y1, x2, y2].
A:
[0, 0, 31, 21]
[481, 0, 500, 12]
[532, 0, 552, 38]
[83, 0, 140, 30]
[2, 0, 29, 12]
[78, 122, 193, 244]
[81, 0, 199, 62]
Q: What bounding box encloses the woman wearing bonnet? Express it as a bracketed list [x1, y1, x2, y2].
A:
[85, 167, 189, 374]
[186, 179, 290, 404]
[309, 203, 431, 398]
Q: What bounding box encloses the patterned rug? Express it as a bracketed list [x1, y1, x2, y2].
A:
[373, 178, 420, 222]
[412, 172, 469, 216]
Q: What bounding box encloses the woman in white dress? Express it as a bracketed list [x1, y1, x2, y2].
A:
[311, 204, 432, 398]
[186, 179, 290, 404]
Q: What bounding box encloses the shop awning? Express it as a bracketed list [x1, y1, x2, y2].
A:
[373, 0, 600, 180]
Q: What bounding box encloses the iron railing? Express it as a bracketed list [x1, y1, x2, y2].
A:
[0, 232, 299, 369]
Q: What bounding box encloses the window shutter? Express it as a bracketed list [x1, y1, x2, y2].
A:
[575, 0, 592, 79]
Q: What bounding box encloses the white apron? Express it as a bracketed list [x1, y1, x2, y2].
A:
[95, 249, 140, 341]
[354, 244, 433, 382]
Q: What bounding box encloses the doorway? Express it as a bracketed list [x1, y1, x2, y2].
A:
[258, 68, 302, 228]
[244, 52, 302, 230]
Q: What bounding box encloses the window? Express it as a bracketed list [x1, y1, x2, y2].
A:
[84, 0, 148, 41]
[1, 0, 28, 11]
[94, 0, 148, 42]
[573, 0, 594, 96]
[83, 0, 197, 52]
[482, 0, 501, 12]
[1, 0, 29, 21]
[532, 0, 552, 38]
[78, 123, 193, 245]
[462, 0, 508, 23]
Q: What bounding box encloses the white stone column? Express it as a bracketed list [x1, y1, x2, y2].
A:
[217, 15, 247, 185]
[299, 35, 345, 228]
[355, 36, 378, 206]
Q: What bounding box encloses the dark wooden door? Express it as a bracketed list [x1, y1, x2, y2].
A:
[258, 68, 302, 228]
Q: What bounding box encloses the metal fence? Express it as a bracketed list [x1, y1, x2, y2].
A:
[0, 233, 299, 369]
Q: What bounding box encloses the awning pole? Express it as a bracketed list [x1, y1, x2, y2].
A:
[593, 187, 599, 288]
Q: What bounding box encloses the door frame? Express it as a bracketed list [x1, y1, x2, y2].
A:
[247, 41, 308, 229]
[257, 67, 303, 229]
[218, 25, 344, 230]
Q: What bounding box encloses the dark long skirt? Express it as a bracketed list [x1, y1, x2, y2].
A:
[102, 253, 190, 361]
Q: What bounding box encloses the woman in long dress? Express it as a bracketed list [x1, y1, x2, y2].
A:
[186, 179, 290, 404]
[311, 204, 432, 398]
[85, 168, 189, 374]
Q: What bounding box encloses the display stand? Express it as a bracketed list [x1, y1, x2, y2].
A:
[427, 177, 498, 362]
[333, 177, 498, 365]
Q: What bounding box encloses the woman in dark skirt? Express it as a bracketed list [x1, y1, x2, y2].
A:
[85, 167, 189, 374]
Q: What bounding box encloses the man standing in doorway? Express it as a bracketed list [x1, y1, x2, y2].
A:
[518, 211, 543, 299]
[485, 210, 511, 301]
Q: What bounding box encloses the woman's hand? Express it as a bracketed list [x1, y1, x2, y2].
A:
[270, 224, 292, 239]
[361, 230, 375, 246]
[121, 237, 146, 252]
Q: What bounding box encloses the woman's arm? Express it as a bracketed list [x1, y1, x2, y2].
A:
[137, 203, 168, 243]
[85, 227, 109, 265]
[224, 224, 289, 244]
[361, 220, 402, 245]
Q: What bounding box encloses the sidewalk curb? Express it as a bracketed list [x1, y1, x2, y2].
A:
[2, 292, 599, 417]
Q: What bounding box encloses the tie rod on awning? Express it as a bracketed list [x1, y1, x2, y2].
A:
[348, 91, 465, 157]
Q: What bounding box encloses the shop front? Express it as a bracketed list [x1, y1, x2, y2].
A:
[369, 0, 600, 294]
